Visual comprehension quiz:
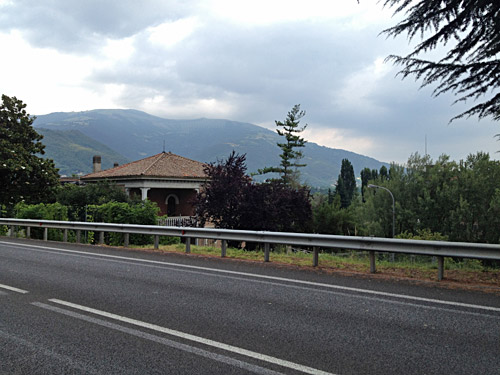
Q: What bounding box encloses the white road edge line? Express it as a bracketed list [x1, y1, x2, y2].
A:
[32, 302, 286, 375]
[2, 240, 500, 313]
[0, 283, 28, 294]
[49, 298, 335, 375]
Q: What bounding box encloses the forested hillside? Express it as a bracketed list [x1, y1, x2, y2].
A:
[33, 109, 387, 186]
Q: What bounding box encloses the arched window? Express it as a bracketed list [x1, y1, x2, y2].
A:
[166, 194, 179, 216]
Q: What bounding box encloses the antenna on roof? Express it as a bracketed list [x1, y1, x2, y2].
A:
[163, 140, 165, 153]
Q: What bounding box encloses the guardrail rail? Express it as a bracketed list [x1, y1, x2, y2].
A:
[1, 218, 500, 281]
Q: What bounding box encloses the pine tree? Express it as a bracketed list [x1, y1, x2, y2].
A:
[259, 104, 307, 186]
[383, 0, 500, 122]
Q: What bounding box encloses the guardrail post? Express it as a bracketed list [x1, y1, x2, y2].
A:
[124, 233, 129, 247]
[43, 227, 48, 241]
[76, 230, 81, 243]
[221, 240, 227, 257]
[369, 251, 376, 273]
[10, 225, 15, 237]
[437, 256, 444, 281]
[63, 229, 68, 242]
[264, 243, 270, 262]
[313, 247, 319, 267]
[185, 238, 191, 253]
[99, 232, 105, 245]
[26, 226, 31, 239]
[154, 235, 159, 250]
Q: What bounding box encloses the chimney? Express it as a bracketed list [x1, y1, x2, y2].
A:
[92, 155, 102, 173]
[113, 162, 119, 168]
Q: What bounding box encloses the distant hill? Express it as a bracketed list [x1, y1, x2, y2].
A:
[33, 109, 387, 187]
[37, 128, 130, 176]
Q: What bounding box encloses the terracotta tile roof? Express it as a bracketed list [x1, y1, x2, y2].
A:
[81, 152, 207, 180]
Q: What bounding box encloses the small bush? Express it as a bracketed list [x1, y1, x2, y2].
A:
[87, 200, 159, 246]
[15, 202, 68, 240]
[396, 229, 449, 241]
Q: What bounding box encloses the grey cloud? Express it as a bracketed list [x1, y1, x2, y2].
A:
[0, 0, 194, 52]
[91, 19, 387, 121]
[62, 5, 499, 162]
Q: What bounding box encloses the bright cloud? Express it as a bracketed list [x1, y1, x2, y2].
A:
[303, 127, 376, 157]
[102, 37, 136, 60]
[335, 57, 393, 116]
[206, 0, 392, 25]
[148, 17, 200, 48]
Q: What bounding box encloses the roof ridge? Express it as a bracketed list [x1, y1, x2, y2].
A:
[167, 152, 208, 166]
[110, 153, 158, 170]
[142, 152, 166, 175]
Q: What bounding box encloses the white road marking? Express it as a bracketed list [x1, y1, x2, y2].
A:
[48, 298, 335, 375]
[32, 302, 287, 375]
[1, 240, 500, 313]
[0, 283, 28, 294]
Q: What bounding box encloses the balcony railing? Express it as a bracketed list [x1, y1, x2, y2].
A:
[157, 216, 197, 227]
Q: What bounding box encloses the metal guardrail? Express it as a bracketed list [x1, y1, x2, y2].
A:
[2, 218, 500, 281]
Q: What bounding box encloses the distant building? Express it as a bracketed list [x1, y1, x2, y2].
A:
[81, 152, 207, 217]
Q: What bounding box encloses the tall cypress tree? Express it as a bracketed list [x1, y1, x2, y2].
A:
[360, 167, 372, 202]
[336, 159, 356, 208]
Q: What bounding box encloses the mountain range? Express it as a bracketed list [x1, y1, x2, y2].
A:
[33, 109, 387, 187]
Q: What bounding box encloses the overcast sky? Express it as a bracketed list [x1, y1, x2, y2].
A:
[1, 0, 498, 164]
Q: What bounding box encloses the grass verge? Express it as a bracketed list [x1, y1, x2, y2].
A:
[129, 243, 500, 290]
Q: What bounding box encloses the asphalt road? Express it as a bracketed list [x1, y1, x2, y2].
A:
[1, 237, 499, 375]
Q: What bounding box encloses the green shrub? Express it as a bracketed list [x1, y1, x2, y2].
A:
[396, 229, 449, 241]
[15, 202, 68, 240]
[87, 200, 159, 246]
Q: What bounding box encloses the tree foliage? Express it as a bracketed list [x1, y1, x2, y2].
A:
[313, 194, 356, 236]
[15, 202, 69, 240]
[86, 200, 159, 245]
[383, 0, 500, 122]
[360, 167, 379, 202]
[357, 152, 500, 243]
[259, 104, 307, 186]
[335, 159, 356, 208]
[195, 151, 251, 229]
[238, 180, 312, 233]
[0, 95, 59, 209]
[195, 152, 312, 234]
[56, 181, 130, 220]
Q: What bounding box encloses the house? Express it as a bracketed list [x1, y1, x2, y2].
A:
[81, 152, 208, 217]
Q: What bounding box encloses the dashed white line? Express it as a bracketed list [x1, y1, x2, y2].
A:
[0, 283, 28, 294]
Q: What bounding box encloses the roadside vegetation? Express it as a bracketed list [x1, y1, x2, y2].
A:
[126, 242, 500, 288]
